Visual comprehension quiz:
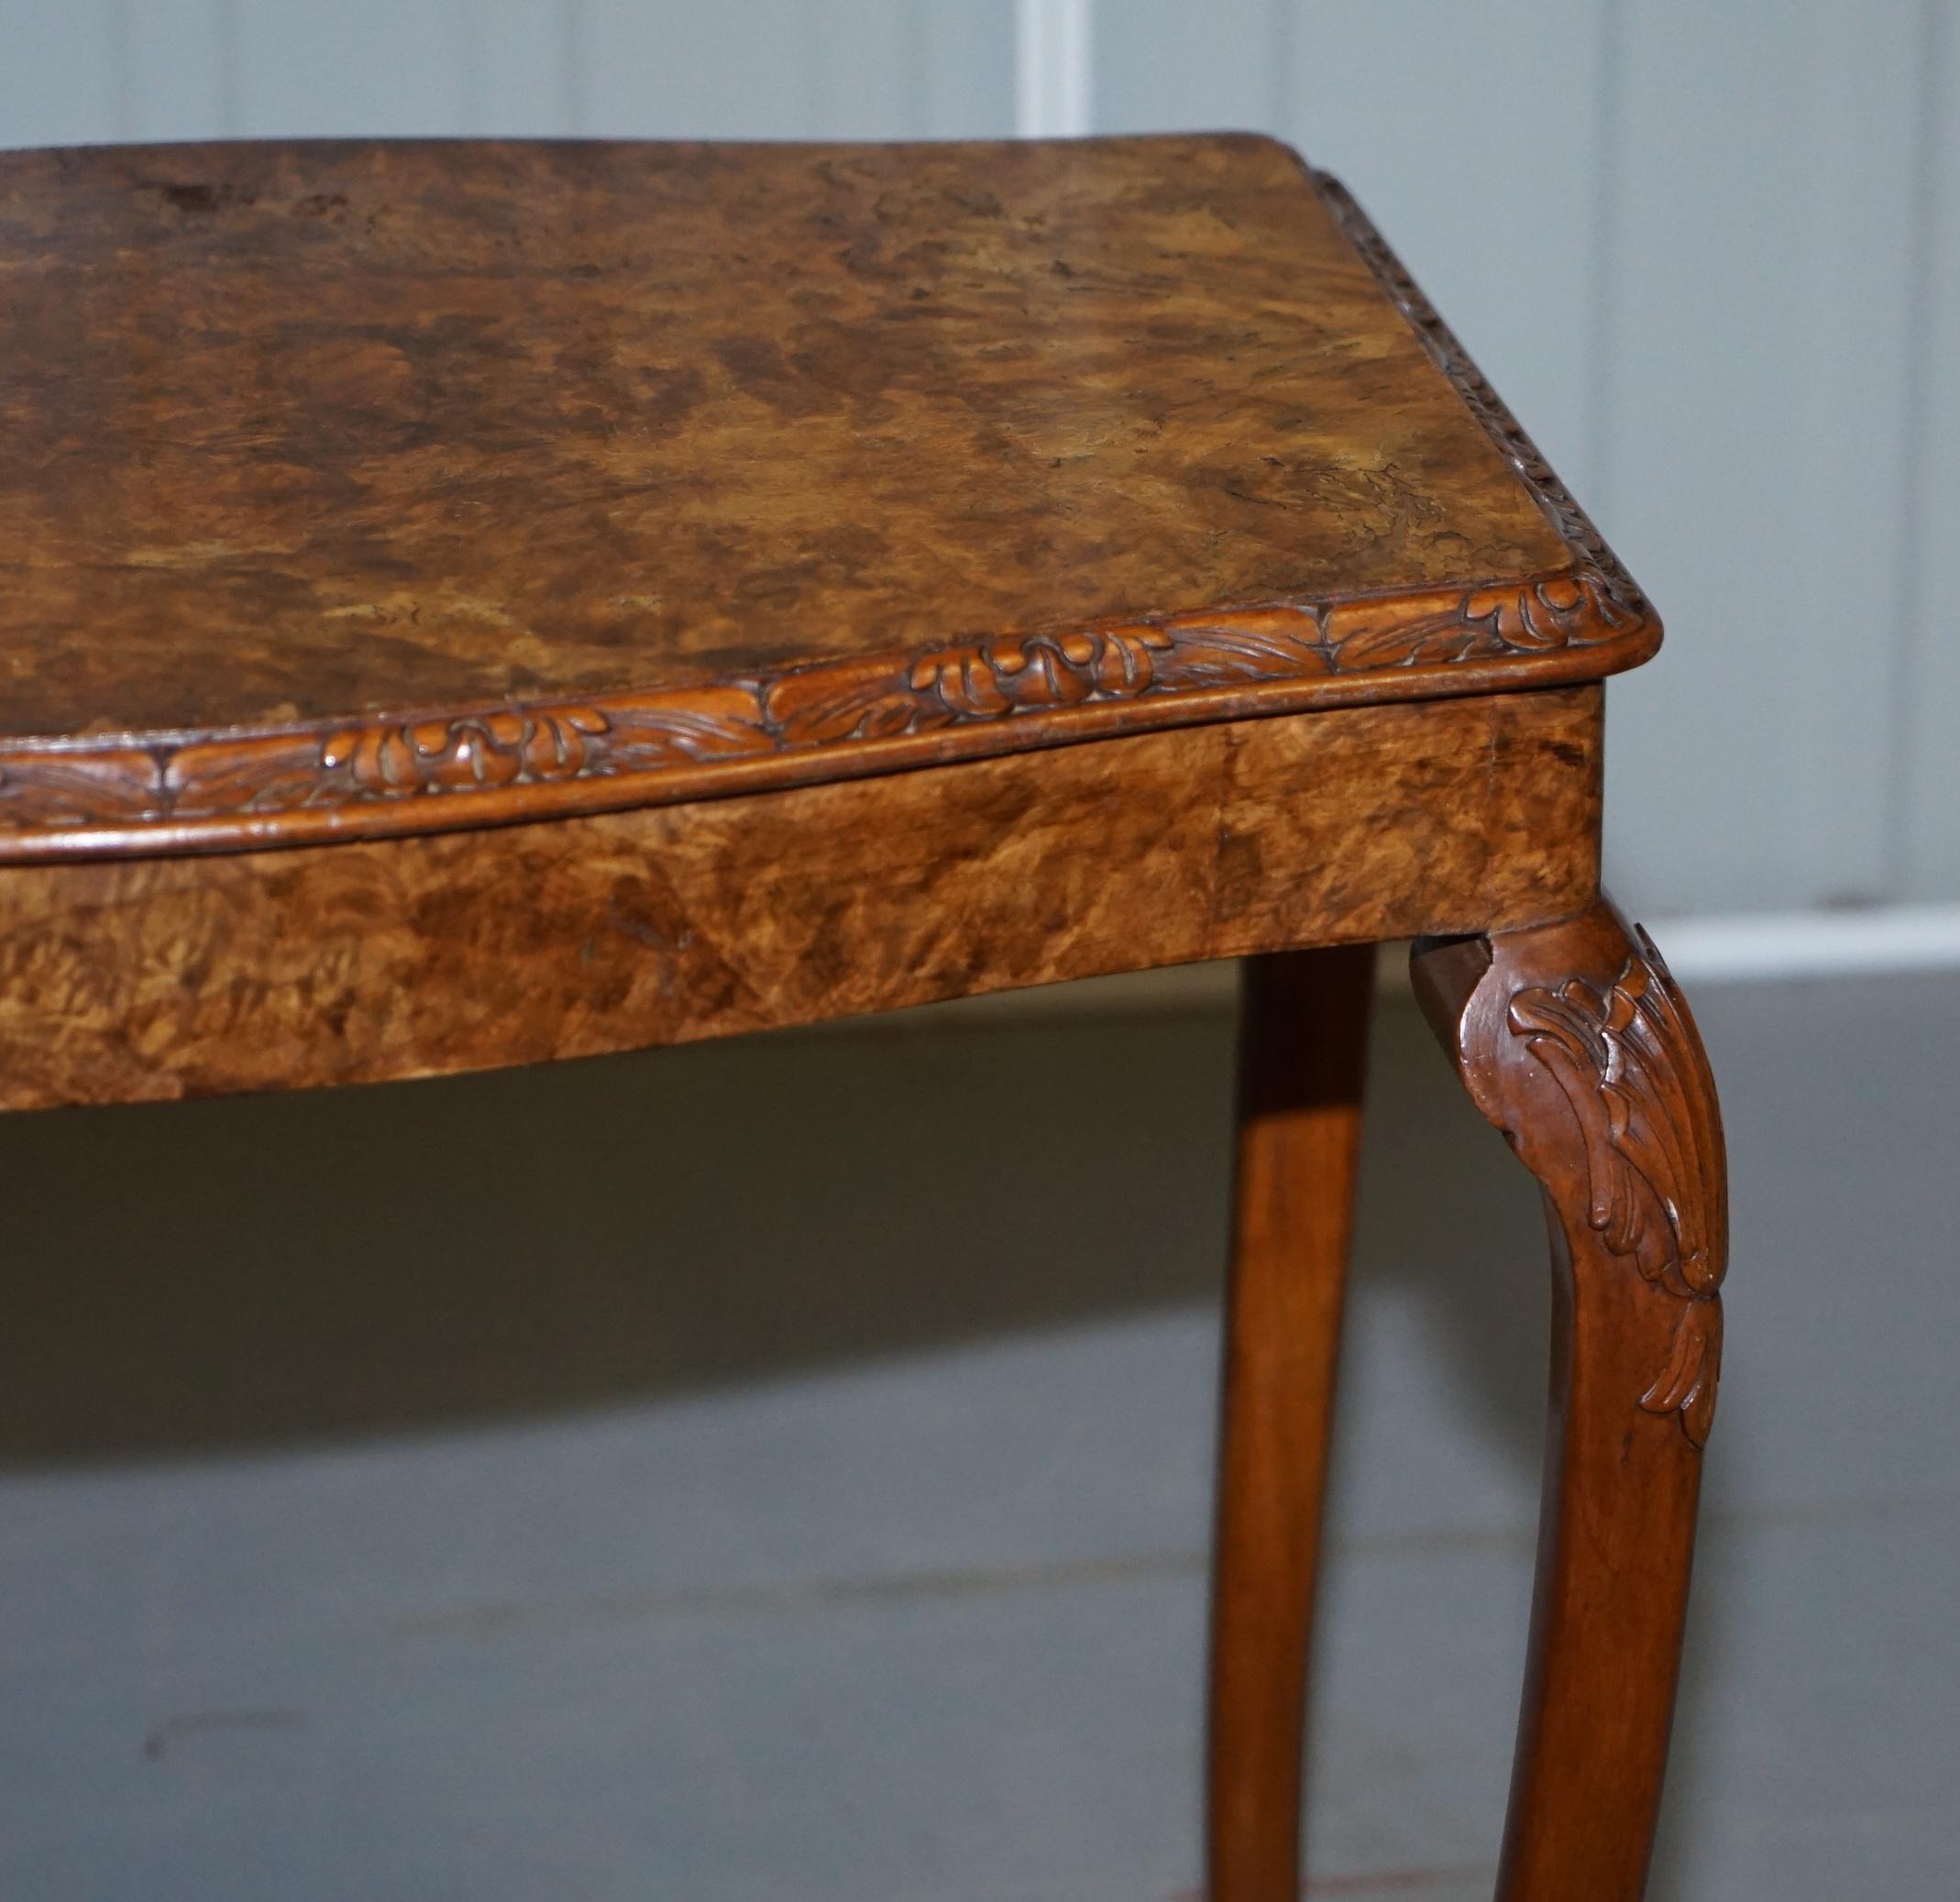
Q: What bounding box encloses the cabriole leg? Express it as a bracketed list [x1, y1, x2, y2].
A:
[1206, 944, 1374, 1902]
[1411, 897, 1727, 1902]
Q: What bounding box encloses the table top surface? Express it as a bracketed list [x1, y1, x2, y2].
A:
[0, 134, 1655, 860]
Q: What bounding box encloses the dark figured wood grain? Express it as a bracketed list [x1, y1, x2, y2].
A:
[0, 687, 1600, 1113]
[1411, 900, 1727, 1902]
[0, 121, 1713, 1902]
[1207, 945, 1373, 1902]
[0, 137, 1655, 859]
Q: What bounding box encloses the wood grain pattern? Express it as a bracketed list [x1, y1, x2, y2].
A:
[0, 137, 1655, 860]
[1411, 899, 1726, 1902]
[0, 115, 1712, 1900]
[0, 687, 1600, 1112]
[1207, 945, 1373, 1902]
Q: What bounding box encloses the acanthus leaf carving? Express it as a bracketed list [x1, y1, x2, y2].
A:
[1506, 937, 1728, 1446]
[0, 748, 168, 826]
[319, 705, 611, 795]
[1144, 606, 1332, 684]
[595, 687, 777, 770]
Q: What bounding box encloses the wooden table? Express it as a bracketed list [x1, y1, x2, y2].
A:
[0, 135, 1726, 1901]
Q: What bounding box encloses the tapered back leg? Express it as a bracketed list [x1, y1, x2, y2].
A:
[1206, 944, 1376, 1902]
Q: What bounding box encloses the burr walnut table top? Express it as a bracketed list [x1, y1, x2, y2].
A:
[0, 133, 1656, 862]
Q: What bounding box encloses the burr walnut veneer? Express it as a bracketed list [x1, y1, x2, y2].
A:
[0, 135, 1726, 1900]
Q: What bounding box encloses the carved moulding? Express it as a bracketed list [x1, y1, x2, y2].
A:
[0, 566, 1642, 852]
[1415, 905, 1729, 1449]
[1505, 931, 1729, 1446]
[1309, 170, 1653, 640]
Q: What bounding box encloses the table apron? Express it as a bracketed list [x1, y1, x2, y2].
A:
[0, 687, 1602, 1111]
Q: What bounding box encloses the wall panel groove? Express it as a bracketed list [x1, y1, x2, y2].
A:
[1599, 0, 1929, 913]
[1900, 0, 1960, 896]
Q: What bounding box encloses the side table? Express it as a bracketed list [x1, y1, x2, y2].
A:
[0, 134, 1726, 1902]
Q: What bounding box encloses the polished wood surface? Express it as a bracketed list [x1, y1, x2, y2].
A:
[0, 687, 1599, 1113]
[0, 137, 1654, 858]
[1412, 900, 1726, 1901]
[1207, 945, 1373, 1901]
[0, 128, 1721, 1901]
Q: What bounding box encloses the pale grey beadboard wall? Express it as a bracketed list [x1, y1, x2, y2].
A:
[1, 0, 1955, 916]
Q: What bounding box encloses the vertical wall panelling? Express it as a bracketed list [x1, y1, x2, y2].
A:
[571, 1, 819, 138]
[570, 2, 1013, 141]
[0, 3, 120, 148]
[813, 0, 1017, 139]
[916, 0, 1018, 139]
[1091, 0, 1283, 148]
[1016, 0, 1094, 137]
[1600, 0, 1928, 914]
[110, 0, 235, 142]
[1900, 0, 1960, 898]
[809, 1, 926, 139]
[457, 0, 575, 136]
[228, 0, 471, 136]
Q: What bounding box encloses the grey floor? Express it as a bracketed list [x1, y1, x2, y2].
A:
[1, 962, 1954, 1899]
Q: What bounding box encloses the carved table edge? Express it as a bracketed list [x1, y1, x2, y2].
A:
[1306, 168, 1656, 651]
[0, 164, 1657, 866]
[0, 637, 1636, 865]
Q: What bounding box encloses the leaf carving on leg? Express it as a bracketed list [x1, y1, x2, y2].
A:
[1507, 937, 1728, 1446]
